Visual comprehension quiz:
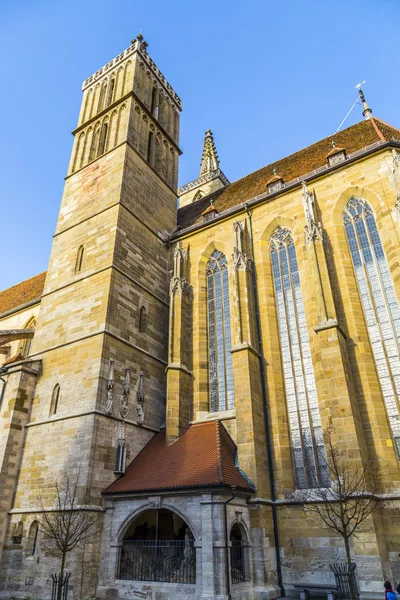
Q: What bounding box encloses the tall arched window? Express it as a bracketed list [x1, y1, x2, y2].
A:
[89, 125, 101, 161]
[106, 78, 115, 107]
[75, 245, 84, 273]
[207, 250, 234, 412]
[98, 81, 107, 112]
[270, 227, 329, 489]
[50, 384, 60, 416]
[344, 197, 400, 457]
[138, 306, 147, 333]
[97, 122, 109, 157]
[25, 520, 39, 556]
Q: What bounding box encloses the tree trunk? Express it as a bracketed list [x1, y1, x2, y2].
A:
[344, 536, 357, 600]
[57, 552, 66, 600]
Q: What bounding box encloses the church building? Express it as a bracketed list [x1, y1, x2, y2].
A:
[1, 33, 400, 600]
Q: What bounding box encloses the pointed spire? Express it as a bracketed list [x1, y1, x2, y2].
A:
[356, 82, 372, 120]
[200, 129, 220, 175]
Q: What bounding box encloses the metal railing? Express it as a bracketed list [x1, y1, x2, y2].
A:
[230, 541, 246, 584]
[330, 562, 359, 600]
[50, 572, 71, 600]
[118, 540, 196, 584]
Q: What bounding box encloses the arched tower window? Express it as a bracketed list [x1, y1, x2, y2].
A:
[97, 122, 109, 157]
[50, 384, 60, 416]
[89, 125, 101, 161]
[207, 250, 234, 412]
[106, 78, 115, 107]
[270, 227, 329, 489]
[75, 245, 84, 273]
[25, 520, 39, 556]
[138, 306, 147, 333]
[344, 197, 400, 457]
[23, 318, 36, 357]
[98, 81, 107, 112]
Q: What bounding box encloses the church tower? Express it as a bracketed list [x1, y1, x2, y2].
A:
[0, 34, 181, 597]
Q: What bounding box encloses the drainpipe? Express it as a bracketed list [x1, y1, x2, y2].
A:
[223, 486, 236, 600]
[243, 203, 284, 596]
[0, 365, 7, 411]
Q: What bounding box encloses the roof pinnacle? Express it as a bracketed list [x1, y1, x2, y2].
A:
[356, 82, 372, 120]
[200, 129, 220, 176]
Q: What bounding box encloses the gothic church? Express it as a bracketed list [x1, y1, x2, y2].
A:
[1, 33, 400, 600]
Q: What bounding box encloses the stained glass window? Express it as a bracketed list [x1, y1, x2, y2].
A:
[271, 227, 330, 489]
[344, 197, 400, 458]
[207, 250, 234, 412]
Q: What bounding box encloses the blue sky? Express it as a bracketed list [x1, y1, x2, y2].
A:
[1, 0, 399, 290]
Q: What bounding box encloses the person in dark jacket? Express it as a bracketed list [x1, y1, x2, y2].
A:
[384, 581, 397, 600]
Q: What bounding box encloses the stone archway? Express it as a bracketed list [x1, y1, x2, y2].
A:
[118, 508, 196, 584]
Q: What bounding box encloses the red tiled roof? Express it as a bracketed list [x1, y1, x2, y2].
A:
[0, 272, 46, 317]
[104, 421, 254, 494]
[177, 117, 400, 230]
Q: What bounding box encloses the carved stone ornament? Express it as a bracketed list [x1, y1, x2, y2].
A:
[232, 221, 251, 271]
[120, 368, 130, 419]
[170, 243, 191, 295]
[136, 373, 145, 424]
[301, 181, 324, 245]
[105, 359, 115, 414]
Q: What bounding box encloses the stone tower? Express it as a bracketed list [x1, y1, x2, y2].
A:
[0, 34, 181, 598]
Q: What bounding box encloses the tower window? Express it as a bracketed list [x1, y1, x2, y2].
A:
[151, 87, 159, 118]
[106, 78, 115, 107]
[89, 125, 101, 161]
[50, 384, 60, 417]
[138, 306, 147, 333]
[98, 82, 107, 113]
[270, 226, 329, 489]
[207, 250, 234, 412]
[344, 197, 400, 458]
[115, 439, 126, 473]
[147, 131, 154, 165]
[97, 122, 109, 157]
[75, 245, 84, 273]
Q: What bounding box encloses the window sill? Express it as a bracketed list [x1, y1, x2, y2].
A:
[192, 408, 236, 424]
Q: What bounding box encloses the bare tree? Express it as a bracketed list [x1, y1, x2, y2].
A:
[36, 465, 103, 600]
[303, 425, 383, 600]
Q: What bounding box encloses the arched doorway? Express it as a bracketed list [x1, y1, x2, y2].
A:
[230, 523, 247, 584]
[118, 508, 195, 584]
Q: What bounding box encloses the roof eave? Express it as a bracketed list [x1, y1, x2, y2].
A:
[174, 140, 400, 240]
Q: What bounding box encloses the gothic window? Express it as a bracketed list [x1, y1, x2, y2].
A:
[89, 125, 101, 161]
[106, 78, 115, 107]
[147, 131, 154, 165]
[98, 81, 107, 112]
[207, 250, 234, 412]
[49, 384, 60, 416]
[115, 440, 126, 473]
[75, 245, 84, 273]
[344, 197, 400, 457]
[22, 318, 36, 357]
[138, 306, 147, 333]
[270, 227, 329, 489]
[97, 122, 109, 157]
[25, 520, 39, 556]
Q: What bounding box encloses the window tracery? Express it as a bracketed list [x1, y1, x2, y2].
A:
[344, 197, 400, 457]
[270, 226, 329, 489]
[207, 250, 234, 412]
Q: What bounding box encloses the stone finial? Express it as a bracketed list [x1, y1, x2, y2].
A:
[232, 221, 251, 271]
[120, 368, 130, 419]
[200, 129, 220, 176]
[136, 373, 145, 424]
[105, 359, 115, 414]
[170, 244, 191, 295]
[301, 181, 324, 245]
